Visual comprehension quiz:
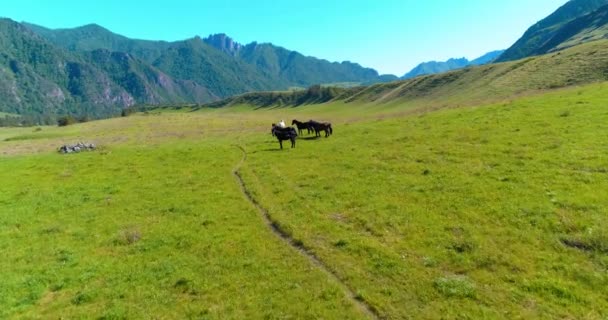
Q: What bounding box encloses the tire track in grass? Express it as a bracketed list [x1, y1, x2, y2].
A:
[232, 145, 381, 320]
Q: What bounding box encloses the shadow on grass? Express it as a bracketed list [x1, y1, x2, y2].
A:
[261, 148, 288, 152]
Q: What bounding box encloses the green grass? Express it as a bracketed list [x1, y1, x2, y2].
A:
[1, 82, 607, 318]
[0, 142, 366, 318]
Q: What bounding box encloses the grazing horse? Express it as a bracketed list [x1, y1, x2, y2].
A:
[271, 126, 298, 149]
[309, 120, 333, 137]
[291, 119, 313, 135]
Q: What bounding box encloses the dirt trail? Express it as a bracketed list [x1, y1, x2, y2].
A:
[232, 145, 381, 320]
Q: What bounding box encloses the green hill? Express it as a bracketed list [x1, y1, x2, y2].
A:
[0, 19, 133, 118]
[208, 39, 608, 110]
[497, 0, 608, 62]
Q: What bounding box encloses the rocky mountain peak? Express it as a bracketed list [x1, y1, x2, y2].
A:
[203, 33, 242, 56]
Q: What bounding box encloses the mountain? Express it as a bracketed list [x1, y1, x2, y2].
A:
[469, 50, 505, 65]
[203, 33, 242, 56]
[401, 50, 504, 79]
[85, 49, 215, 104]
[0, 19, 134, 117]
[496, 0, 608, 62]
[0, 18, 222, 119]
[0, 20, 395, 120]
[402, 58, 469, 79]
[237, 42, 391, 86]
[23, 22, 392, 98]
[527, 4, 608, 54]
[201, 34, 398, 86]
[151, 37, 286, 98]
[0, 20, 399, 120]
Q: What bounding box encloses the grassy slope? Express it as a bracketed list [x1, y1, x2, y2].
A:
[212, 40, 608, 114]
[1, 82, 607, 317]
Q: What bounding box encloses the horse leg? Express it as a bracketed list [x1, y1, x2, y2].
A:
[279, 139, 283, 149]
[291, 137, 295, 148]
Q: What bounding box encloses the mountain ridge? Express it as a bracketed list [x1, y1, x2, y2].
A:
[401, 50, 504, 79]
[25, 22, 393, 87]
[497, 0, 608, 62]
[0, 18, 394, 122]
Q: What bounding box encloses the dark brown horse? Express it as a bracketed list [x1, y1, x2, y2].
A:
[291, 119, 314, 135]
[271, 126, 298, 149]
[309, 120, 333, 137]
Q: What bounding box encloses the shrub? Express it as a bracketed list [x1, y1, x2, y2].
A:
[121, 108, 134, 117]
[57, 115, 77, 127]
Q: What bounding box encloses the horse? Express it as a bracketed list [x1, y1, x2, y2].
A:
[291, 119, 313, 135]
[309, 120, 333, 137]
[271, 126, 298, 149]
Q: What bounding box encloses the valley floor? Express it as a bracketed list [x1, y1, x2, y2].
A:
[1, 83, 607, 319]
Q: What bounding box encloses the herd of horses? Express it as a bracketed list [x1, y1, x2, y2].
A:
[271, 119, 333, 149]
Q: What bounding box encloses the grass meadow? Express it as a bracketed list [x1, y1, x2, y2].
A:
[1, 83, 607, 318]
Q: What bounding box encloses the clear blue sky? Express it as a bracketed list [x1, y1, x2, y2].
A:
[3, 0, 568, 75]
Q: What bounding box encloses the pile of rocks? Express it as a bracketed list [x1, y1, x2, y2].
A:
[58, 142, 96, 154]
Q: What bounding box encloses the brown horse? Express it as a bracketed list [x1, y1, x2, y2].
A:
[291, 119, 314, 135]
[309, 120, 333, 137]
